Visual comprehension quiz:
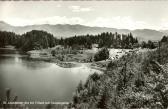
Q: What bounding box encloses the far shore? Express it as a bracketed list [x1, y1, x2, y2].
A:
[26, 46, 150, 70]
[0, 45, 151, 71]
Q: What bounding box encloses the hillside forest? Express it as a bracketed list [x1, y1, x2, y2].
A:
[0, 30, 157, 52]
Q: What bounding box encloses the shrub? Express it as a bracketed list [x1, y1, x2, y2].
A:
[94, 47, 109, 61]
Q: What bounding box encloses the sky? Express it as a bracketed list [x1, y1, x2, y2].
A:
[0, 1, 168, 30]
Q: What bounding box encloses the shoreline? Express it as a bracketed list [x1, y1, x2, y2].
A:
[0, 46, 106, 70]
[0, 45, 109, 70]
[28, 56, 107, 72]
[27, 56, 79, 68]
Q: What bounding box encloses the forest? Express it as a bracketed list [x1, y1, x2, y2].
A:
[60, 32, 138, 49]
[0, 31, 19, 47]
[0, 30, 157, 52]
[71, 36, 168, 109]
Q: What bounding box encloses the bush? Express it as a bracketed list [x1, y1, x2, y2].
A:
[94, 48, 109, 61]
[51, 50, 56, 56]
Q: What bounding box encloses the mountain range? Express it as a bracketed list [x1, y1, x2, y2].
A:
[0, 21, 167, 41]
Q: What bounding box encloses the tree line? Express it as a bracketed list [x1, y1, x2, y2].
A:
[15, 30, 57, 51]
[0, 30, 159, 52]
[0, 31, 19, 47]
[0, 30, 58, 51]
[60, 32, 138, 49]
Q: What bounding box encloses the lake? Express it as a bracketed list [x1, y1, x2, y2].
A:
[0, 47, 100, 105]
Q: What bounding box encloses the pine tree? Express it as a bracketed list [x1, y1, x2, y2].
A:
[97, 86, 109, 109]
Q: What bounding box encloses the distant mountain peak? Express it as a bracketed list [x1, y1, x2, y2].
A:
[0, 21, 167, 41]
[0, 21, 6, 24]
[0, 21, 11, 26]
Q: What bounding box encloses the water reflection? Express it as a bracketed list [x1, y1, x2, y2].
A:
[0, 48, 100, 103]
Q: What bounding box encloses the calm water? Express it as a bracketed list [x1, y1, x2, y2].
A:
[0, 47, 100, 103]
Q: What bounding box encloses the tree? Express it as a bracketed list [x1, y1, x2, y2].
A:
[141, 41, 147, 48]
[97, 86, 109, 109]
[94, 47, 109, 61]
[161, 36, 168, 42]
[51, 50, 56, 56]
[61, 32, 138, 49]
[20, 30, 56, 51]
[77, 80, 83, 93]
[147, 40, 156, 49]
[0, 31, 19, 47]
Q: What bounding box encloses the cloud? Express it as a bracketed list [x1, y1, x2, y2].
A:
[160, 18, 168, 30]
[69, 6, 93, 12]
[3, 18, 33, 26]
[3, 16, 84, 26]
[4, 16, 148, 30]
[85, 16, 148, 30]
[56, 4, 61, 8]
[3, 16, 159, 30]
[37, 16, 84, 25]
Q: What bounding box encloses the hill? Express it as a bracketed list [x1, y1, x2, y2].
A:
[0, 21, 167, 41]
[71, 38, 168, 109]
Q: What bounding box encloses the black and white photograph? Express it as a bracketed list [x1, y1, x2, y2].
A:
[0, 0, 168, 109]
